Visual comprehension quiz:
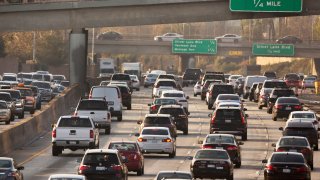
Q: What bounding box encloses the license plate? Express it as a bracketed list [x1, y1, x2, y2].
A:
[225, 119, 231, 123]
[69, 141, 77, 144]
[216, 147, 223, 150]
[107, 101, 114, 105]
[289, 149, 297, 152]
[151, 140, 157, 143]
[216, 167, 223, 170]
[285, 107, 291, 110]
[283, 169, 291, 173]
[208, 164, 215, 168]
[96, 166, 106, 171]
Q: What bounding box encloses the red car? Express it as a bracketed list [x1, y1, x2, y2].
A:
[108, 141, 144, 176]
[284, 73, 300, 88]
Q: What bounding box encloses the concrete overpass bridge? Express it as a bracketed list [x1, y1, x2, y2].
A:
[1, 0, 320, 90]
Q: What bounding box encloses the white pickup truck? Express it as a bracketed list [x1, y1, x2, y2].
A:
[74, 99, 112, 134]
[51, 115, 100, 156]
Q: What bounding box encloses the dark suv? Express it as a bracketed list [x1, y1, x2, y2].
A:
[158, 105, 189, 135]
[109, 84, 132, 110]
[111, 73, 133, 92]
[207, 84, 234, 109]
[182, 68, 202, 86]
[78, 149, 128, 179]
[209, 107, 248, 140]
[267, 88, 295, 114]
[201, 80, 222, 101]
[279, 121, 318, 150]
[137, 114, 177, 138]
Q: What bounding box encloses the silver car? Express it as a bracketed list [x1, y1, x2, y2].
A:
[130, 75, 140, 91]
[48, 174, 86, 180]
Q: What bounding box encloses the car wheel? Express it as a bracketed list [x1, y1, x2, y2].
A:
[241, 133, 247, 141]
[201, 96, 205, 100]
[314, 144, 318, 151]
[267, 108, 272, 114]
[158, 38, 162, 42]
[37, 103, 41, 110]
[194, 93, 196, 97]
[227, 174, 234, 180]
[52, 145, 61, 156]
[137, 166, 143, 176]
[105, 128, 111, 135]
[127, 105, 132, 110]
[117, 115, 122, 121]
[18, 112, 24, 119]
[30, 110, 35, 114]
[144, 85, 148, 88]
[137, 88, 140, 91]
[5, 120, 10, 125]
[183, 128, 188, 135]
[169, 149, 176, 158]
[10, 113, 14, 121]
[258, 105, 262, 110]
[235, 161, 241, 168]
[310, 163, 314, 170]
[272, 116, 277, 121]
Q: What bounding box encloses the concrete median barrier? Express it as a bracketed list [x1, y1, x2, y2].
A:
[0, 84, 81, 156]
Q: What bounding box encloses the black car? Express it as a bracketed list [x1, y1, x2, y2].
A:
[279, 121, 318, 150]
[182, 68, 202, 87]
[97, 31, 123, 40]
[272, 136, 314, 169]
[158, 105, 189, 135]
[190, 149, 233, 180]
[109, 84, 132, 110]
[111, 73, 133, 92]
[0, 157, 24, 180]
[249, 82, 258, 101]
[78, 149, 128, 180]
[207, 84, 234, 109]
[267, 88, 295, 114]
[201, 80, 222, 101]
[263, 71, 277, 79]
[262, 152, 311, 180]
[200, 134, 243, 168]
[272, 97, 303, 121]
[148, 98, 178, 114]
[209, 106, 248, 140]
[276, 35, 303, 44]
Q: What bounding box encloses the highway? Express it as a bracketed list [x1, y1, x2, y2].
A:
[6, 87, 320, 180]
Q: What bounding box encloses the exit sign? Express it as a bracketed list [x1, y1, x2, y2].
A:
[252, 43, 295, 56]
[230, 0, 303, 12]
[172, 39, 217, 55]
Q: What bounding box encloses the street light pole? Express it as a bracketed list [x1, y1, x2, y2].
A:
[91, 28, 95, 65]
[32, 31, 36, 61]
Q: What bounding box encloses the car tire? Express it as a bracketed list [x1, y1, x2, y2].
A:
[183, 128, 188, 135]
[242, 133, 247, 141]
[310, 163, 314, 170]
[267, 108, 272, 114]
[144, 85, 148, 88]
[235, 161, 241, 168]
[5, 120, 10, 125]
[169, 149, 176, 158]
[117, 115, 122, 121]
[258, 105, 262, 110]
[18, 112, 24, 119]
[52, 145, 61, 156]
[314, 144, 318, 151]
[194, 93, 196, 97]
[30, 110, 35, 114]
[127, 105, 132, 110]
[10, 113, 14, 121]
[227, 174, 234, 180]
[137, 166, 144, 176]
[272, 116, 277, 121]
[201, 96, 205, 101]
[137, 88, 140, 91]
[105, 128, 110, 135]
[158, 38, 162, 42]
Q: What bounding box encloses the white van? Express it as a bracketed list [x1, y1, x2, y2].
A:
[243, 75, 267, 99]
[89, 86, 123, 121]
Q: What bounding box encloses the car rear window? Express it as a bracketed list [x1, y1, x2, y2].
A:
[109, 143, 137, 151]
[279, 138, 308, 146]
[206, 136, 234, 144]
[112, 74, 130, 80]
[215, 109, 241, 121]
[144, 117, 171, 124]
[285, 74, 299, 80]
[195, 150, 229, 159]
[77, 100, 108, 110]
[58, 117, 92, 128]
[31, 82, 51, 89]
[271, 154, 304, 163]
[204, 74, 225, 82]
[147, 74, 159, 78]
[154, 99, 176, 105]
[0, 160, 12, 168]
[264, 81, 287, 88]
[158, 75, 175, 79]
[142, 129, 169, 135]
[0, 93, 12, 101]
[0, 91, 21, 100]
[83, 153, 119, 166]
[3, 76, 16, 81]
[163, 93, 183, 98]
[274, 90, 295, 96]
[157, 81, 176, 87]
[292, 113, 315, 119]
[277, 98, 300, 104]
[159, 108, 184, 115]
[0, 102, 7, 109]
[213, 85, 234, 93]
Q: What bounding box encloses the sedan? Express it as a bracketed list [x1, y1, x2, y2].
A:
[215, 34, 242, 43]
[0, 157, 24, 180]
[48, 174, 86, 180]
[147, 98, 178, 114]
[276, 35, 302, 44]
[213, 94, 243, 110]
[262, 152, 311, 180]
[154, 33, 183, 42]
[190, 149, 233, 180]
[135, 127, 176, 158]
[199, 134, 243, 168]
[287, 111, 319, 131]
[154, 171, 192, 180]
[130, 75, 140, 91]
[302, 76, 316, 89]
[272, 136, 314, 170]
[193, 81, 201, 97]
[272, 97, 303, 121]
[108, 141, 144, 176]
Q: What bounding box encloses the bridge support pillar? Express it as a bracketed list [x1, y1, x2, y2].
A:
[179, 55, 195, 74]
[69, 28, 88, 95]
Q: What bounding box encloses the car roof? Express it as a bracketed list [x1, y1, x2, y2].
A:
[279, 136, 308, 140]
[142, 127, 170, 130]
[60, 115, 91, 119]
[0, 157, 13, 161]
[156, 79, 176, 82]
[145, 114, 171, 117]
[49, 174, 85, 178]
[85, 149, 118, 154]
[290, 111, 315, 114]
[162, 90, 184, 94]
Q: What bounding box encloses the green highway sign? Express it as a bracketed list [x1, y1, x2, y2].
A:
[230, 0, 303, 12]
[252, 43, 295, 56]
[172, 39, 217, 54]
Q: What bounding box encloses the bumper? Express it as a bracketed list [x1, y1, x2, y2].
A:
[126, 161, 142, 171]
[175, 120, 188, 131]
[24, 104, 36, 111]
[95, 122, 111, 129]
[211, 129, 246, 136]
[192, 168, 231, 179]
[14, 107, 24, 115]
[274, 111, 292, 118]
[139, 143, 174, 154]
[264, 172, 309, 180]
[0, 116, 10, 122]
[53, 140, 94, 148]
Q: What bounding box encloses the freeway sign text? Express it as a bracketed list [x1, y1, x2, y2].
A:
[230, 0, 303, 12]
[252, 43, 295, 56]
[172, 39, 217, 55]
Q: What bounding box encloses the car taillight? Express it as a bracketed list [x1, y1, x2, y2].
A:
[162, 138, 172, 142]
[79, 165, 90, 173]
[133, 154, 138, 160]
[90, 130, 94, 138]
[294, 105, 302, 109]
[112, 165, 122, 171]
[138, 138, 147, 142]
[241, 115, 245, 124]
[202, 144, 213, 149]
[227, 145, 238, 151]
[276, 148, 286, 152]
[211, 112, 216, 124]
[296, 166, 308, 173]
[266, 165, 275, 171]
[301, 148, 310, 154]
[151, 105, 157, 111]
[52, 129, 56, 138]
[275, 105, 283, 109]
[209, 91, 212, 95]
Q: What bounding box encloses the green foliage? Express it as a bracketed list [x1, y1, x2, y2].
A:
[261, 59, 312, 77]
[0, 36, 5, 57]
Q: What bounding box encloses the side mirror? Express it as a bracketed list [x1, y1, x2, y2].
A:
[198, 140, 203, 144]
[137, 121, 142, 125]
[245, 114, 249, 118]
[134, 133, 140, 137]
[208, 113, 212, 117]
[17, 166, 24, 170]
[271, 143, 276, 147]
[51, 124, 56, 128]
[147, 103, 151, 106]
[95, 123, 100, 128]
[243, 108, 247, 111]
[187, 156, 193, 160]
[262, 159, 267, 164]
[238, 142, 244, 145]
[279, 127, 283, 131]
[76, 158, 82, 163]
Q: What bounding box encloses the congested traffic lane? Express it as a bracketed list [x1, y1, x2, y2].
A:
[6, 87, 320, 179]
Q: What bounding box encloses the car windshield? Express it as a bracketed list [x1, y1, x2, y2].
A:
[52, 75, 65, 81]
[304, 77, 316, 80]
[285, 74, 299, 80]
[277, 98, 300, 104]
[271, 154, 304, 163]
[157, 81, 176, 87]
[215, 109, 241, 121]
[144, 117, 171, 124]
[1, 91, 21, 99]
[109, 143, 137, 151]
[205, 136, 234, 144]
[157, 173, 192, 180]
[58, 117, 92, 128]
[2, 76, 16, 81]
[147, 74, 159, 78]
[154, 99, 176, 105]
[83, 153, 119, 166]
[77, 100, 108, 110]
[0, 160, 11, 168]
[142, 129, 169, 135]
[159, 108, 184, 116]
[195, 150, 229, 159]
[292, 113, 315, 119]
[279, 138, 308, 146]
[163, 93, 183, 98]
[32, 82, 51, 89]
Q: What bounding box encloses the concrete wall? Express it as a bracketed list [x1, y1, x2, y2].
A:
[0, 84, 81, 156]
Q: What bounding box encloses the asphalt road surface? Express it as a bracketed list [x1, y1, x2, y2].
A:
[6, 87, 320, 180]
